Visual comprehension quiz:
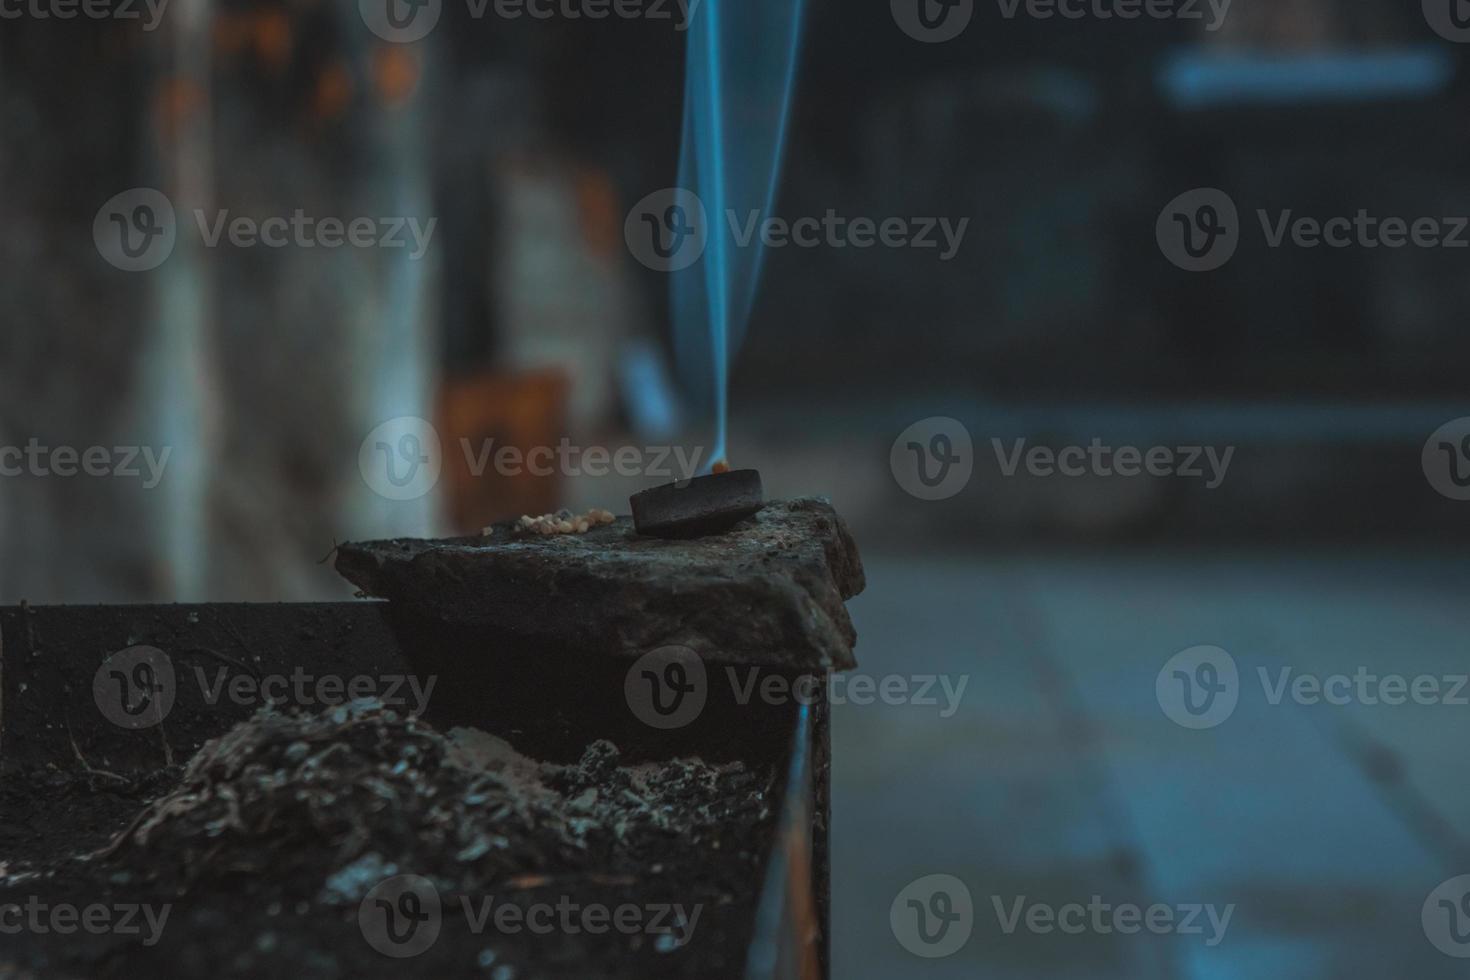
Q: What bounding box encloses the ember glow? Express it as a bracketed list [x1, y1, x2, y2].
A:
[672, 0, 807, 468]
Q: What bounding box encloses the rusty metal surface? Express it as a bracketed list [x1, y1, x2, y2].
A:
[746, 701, 825, 980]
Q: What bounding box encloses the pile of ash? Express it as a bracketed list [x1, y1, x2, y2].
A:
[3, 701, 782, 978]
[105, 699, 774, 895]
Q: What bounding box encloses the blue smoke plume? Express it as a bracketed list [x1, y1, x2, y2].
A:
[672, 0, 806, 466]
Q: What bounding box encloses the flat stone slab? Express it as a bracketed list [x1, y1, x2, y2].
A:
[335, 498, 865, 670]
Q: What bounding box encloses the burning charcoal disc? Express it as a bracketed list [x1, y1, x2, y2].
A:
[630, 469, 764, 539]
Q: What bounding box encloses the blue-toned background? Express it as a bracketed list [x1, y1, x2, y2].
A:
[4, 0, 1470, 975]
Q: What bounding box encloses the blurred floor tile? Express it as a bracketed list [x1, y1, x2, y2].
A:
[833, 552, 1470, 980]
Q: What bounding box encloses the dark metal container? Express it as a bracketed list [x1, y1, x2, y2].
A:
[0, 601, 830, 980]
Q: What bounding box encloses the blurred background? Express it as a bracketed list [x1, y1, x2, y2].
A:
[4, 0, 1470, 976]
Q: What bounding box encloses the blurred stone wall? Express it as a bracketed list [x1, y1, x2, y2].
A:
[0, 22, 162, 601]
[0, 3, 441, 603]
